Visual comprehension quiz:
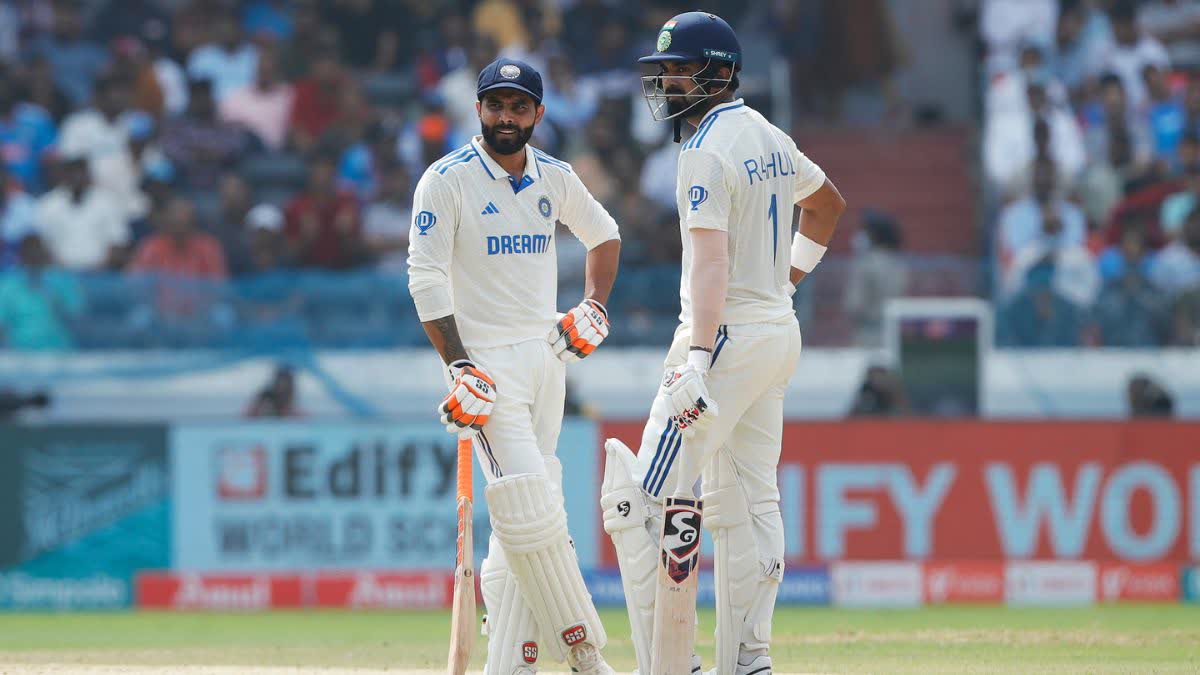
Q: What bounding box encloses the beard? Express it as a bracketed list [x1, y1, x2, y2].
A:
[481, 119, 535, 155]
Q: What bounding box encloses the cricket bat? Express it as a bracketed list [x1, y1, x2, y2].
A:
[651, 427, 703, 675]
[447, 433, 476, 675]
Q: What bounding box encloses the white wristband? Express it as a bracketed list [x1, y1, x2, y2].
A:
[790, 233, 827, 274]
[686, 348, 710, 374]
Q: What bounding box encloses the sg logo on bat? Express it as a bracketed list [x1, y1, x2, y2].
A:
[661, 497, 702, 584]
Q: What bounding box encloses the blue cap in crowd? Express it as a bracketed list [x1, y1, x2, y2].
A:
[476, 57, 543, 104]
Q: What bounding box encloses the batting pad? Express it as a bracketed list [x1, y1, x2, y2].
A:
[481, 540, 541, 674]
[600, 438, 658, 672]
[703, 451, 785, 675]
[487, 473, 607, 663]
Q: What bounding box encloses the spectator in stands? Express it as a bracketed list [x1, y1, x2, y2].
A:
[997, 157, 1088, 271]
[979, 0, 1058, 75]
[1150, 206, 1200, 295]
[242, 0, 294, 42]
[1081, 73, 1150, 169]
[245, 364, 302, 417]
[0, 233, 82, 351]
[1127, 372, 1174, 417]
[279, 0, 329, 80]
[0, 67, 57, 193]
[1079, 125, 1132, 229]
[324, 0, 402, 73]
[338, 122, 398, 202]
[34, 155, 129, 271]
[1103, 0, 1170, 108]
[244, 203, 287, 275]
[161, 79, 246, 191]
[186, 12, 259, 103]
[22, 56, 72, 124]
[437, 37, 497, 144]
[1171, 286, 1200, 345]
[1139, 0, 1200, 70]
[1142, 63, 1186, 169]
[844, 211, 909, 347]
[997, 259, 1086, 347]
[984, 74, 1085, 197]
[363, 165, 411, 273]
[290, 48, 347, 153]
[639, 138, 680, 213]
[1160, 161, 1200, 237]
[111, 36, 166, 117]
[0, 164, 36, 268]
[848, 365, 911, 417]
[284, 153, 366, 269]
[542, 52, 599, 133]
[211, 174, 255, 277]
[1090, 247, 1171, 346]
[129, 197, 228, 281]
[29, 2, 109, 106]
[219, 46, 293, 152]
[91, 0, 172, 47]
[1052, 0, 1114, 96]
[1099, 215, 1158, 284]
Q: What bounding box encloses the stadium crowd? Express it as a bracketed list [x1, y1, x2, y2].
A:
[983, 0, 1200, 347]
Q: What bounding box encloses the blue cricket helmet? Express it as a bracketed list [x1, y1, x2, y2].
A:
[639, 11, 741, 66]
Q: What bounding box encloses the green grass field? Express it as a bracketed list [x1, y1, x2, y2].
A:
[0, 606, 1197, 673]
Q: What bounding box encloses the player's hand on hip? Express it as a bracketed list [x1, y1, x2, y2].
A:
[439, 359, 496, 433]
[661, 350, 719, 437]
[547, 298, 610, 362]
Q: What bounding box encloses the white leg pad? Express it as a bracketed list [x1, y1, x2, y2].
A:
[600, 438, 659, 673]
[487, 473, 607, 663]
[481, 537, 543, 674]
[703, 453, 785, 675]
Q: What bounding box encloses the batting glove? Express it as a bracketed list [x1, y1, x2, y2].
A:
[548, 298, 609, 362]
[662, 350, 719, 437]
[439, 359, 497, 433]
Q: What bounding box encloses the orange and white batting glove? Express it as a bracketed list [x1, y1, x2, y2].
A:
[439, 359, 497, 433]
[547, 298, 610, 362]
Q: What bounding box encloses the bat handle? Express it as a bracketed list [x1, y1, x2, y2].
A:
[456, 431, 474, 502]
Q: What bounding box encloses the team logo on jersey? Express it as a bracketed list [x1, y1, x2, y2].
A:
[414, 210, 437, 235]
[538, 195, 552, 219]
[500, 64, 521, 79]
[657, 30, 672, 52]
[688, 185, 708, 211]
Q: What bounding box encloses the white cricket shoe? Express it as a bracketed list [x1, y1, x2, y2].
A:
[634, 654, 702, 674]
[705, 654, 772, 675]
[568, 643, 615, 675]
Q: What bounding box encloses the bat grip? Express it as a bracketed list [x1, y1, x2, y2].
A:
[456, 432, 473, 502]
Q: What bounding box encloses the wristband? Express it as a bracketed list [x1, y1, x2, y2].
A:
[584, 298, 608, 318]
[686, 347, 710, 373]
[790, 233, 827, 274]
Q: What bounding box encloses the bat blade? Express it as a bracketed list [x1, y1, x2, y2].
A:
[448, 436, 476, 675]
[651, 496, 702, 675]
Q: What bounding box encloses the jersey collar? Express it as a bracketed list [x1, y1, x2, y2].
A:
[697, 97, 745, 126]
[470, 135, 541, 184]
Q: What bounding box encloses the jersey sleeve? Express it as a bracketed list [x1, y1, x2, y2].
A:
[406, 170, 459, 321]
[559, 169, 620, 250]
[678, 147, 733, 231]
[791, 139, 827, 203]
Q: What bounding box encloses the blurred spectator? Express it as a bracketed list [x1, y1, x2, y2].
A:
[338, 122, 397, 202]
[1103, 1, 1170, 108]
[149, 39, 188, 117]
[639, 139, 679, 212]
[244, 203, 287, 275]
[111, 36, 166, 117]
[0, 68, 57, 192]
[0, 163, 36, 267]
[29, 2, 109, 106]
[186, 13, 259, 103]
[984, 76, 1085, 196]
[996, 157, 1088, 272]
[284, 154, 367, 269]
[161, 79, 246, 191]
[23, 56, 72, 124]
[438, 37, 497, 143]
[1051, 0, 1113, 95]
[1079, 126, 1133, 229]
[1080, 73, 1149, 169]
[1141, 63, 1186, 168]
[1138, 0, 1200, 70]
[211, 174, 255, 277]
[33, 155, 129, 271]
[844, 211, 909, 347]
[997, 259, 1086, 347]
[245, 364, 303, 417]
[1149, 206, 1200, 295]
[1127, 372, 1174, 417]
[1171, 285, 1200, 345]
[542, 52, 599, 132]
[362, 165, 411, 272]
[472, 0, 533, 54]
[219, 46, 293, 152]
[129, 198, 228, 281]
[1160, 161, 1200, 237]
[1005, 239, 1100, 308]
[1090, 258, 1171, 347]
[242, 0, 295, 42]
[91, 0, 172, 46]
[0, 234, 82, 350]
[324, 0, 402, 72]
[848, 365, 910, 417]
[290, 49, 347, 153]
[279, 0, 329, 80]
[1099, 217, 1158, 284]
[418, 13, 471, 90]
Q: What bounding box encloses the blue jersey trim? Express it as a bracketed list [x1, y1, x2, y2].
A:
[433, 145, 473, 172]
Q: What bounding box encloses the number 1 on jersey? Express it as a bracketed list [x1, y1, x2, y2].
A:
[768, 193, 779, 264]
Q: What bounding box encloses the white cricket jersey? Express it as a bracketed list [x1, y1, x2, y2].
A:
[675, 98, 827, 328]
[408, 135, 620, 350]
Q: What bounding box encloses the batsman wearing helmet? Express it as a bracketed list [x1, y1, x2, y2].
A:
[601, 12, 846, 675]
[407, 57, 621, 674]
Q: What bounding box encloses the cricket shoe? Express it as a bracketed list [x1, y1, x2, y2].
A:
[633, 654, 702, 675]
[567, 643, 615, 674]
[706, 654, 772, 675]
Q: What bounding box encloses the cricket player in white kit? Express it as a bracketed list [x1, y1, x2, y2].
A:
[601, 13, 846, 675]
[407, 57, 621, 674]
